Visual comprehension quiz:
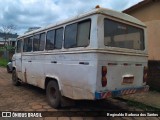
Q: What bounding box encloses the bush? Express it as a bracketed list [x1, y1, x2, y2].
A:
[0, 46, 15, 52]
[0, 58, 9, 67]
[0, 45, 15, 60]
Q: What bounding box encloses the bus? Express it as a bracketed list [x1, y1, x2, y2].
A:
[12, 7, 149, 108]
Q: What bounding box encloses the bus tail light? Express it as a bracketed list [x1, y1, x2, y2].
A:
[143, 66, 148, 83]
[101, 66, 107, 87]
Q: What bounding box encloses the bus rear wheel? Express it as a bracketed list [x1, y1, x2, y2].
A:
[12, 69, 21, 86]
[46, 81, 61, 108]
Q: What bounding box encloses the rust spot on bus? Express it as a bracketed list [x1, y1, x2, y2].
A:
[24, 68, 27, 83]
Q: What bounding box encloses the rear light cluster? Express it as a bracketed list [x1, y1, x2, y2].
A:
[101, 66, 107, 87]
[143, 66, 148, 83]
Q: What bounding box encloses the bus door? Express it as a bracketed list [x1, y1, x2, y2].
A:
[22, 37, 36, 85]
[15, 40, 23, 80]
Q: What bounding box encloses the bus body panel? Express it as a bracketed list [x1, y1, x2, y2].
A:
[19, 50, 148, 100]
[21, 52, 98, 99]
[96, 52, 147, 92]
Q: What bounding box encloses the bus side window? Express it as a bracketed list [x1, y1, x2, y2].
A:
[64, 19, 91, 48]
[16, 40, 21, 53]
[54, 28, 63, 49]
[64, 23, 77, 48]
[39, 33, 45, 51]
[28, 37, 33, 52]
[33, 34, 40, 51]
[23, 37, 33, 52]
[77, 20, 90, 47]
[46, 30, 55, 50]
[23, 38, 27, 52]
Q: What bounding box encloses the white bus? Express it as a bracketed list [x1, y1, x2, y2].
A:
[12, 7, 149, 108]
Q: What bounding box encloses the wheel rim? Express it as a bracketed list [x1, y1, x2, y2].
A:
[49, 87, 57, 103]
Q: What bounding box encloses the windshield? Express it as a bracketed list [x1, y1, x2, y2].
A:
[104, 18, 144, 50]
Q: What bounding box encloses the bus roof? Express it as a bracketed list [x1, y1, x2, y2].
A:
[18, 7, 146, 38]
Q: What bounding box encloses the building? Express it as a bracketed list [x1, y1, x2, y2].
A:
[0, 32, 18, 47]
[123, 0, 160, 61]
[123, 0, 160, 90]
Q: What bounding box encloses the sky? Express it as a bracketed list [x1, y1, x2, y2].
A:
[0, 0, 143, 35]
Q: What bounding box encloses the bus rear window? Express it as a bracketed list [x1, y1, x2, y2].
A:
[104, 19, 144, 50]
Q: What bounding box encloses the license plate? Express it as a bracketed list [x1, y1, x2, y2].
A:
[122, 76, 134, 84]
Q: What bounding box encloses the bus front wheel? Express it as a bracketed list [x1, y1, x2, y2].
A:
[46, 81, 61, 108]
[12, 69, 21, 86]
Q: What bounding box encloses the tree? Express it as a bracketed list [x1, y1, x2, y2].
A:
[0, 24, 16, 46]
[0, 24, 16, 60]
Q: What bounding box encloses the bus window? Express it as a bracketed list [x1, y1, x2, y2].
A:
[46, 30, 55, 50]
[54, 28, 63, 49]
[39, 33, 45, 51]
[64, 19, 91, 48]
[104, 19, 144, 50]
[23, 37, 33, 52]
[33, 34, 40, 51]
[16, 40, 21, 53]
[77, 20, 90, 47]
[64, 23, 77, 48]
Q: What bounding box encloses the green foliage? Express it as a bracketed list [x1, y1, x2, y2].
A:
[0, 47, 5, 51]
[0, 45, 15, 52]
[0, 58, 9, 67]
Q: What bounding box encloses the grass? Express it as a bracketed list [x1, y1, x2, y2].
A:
[0, 58, 9, 67]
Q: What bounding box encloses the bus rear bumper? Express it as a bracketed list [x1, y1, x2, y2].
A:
[95, 85, 149, 99]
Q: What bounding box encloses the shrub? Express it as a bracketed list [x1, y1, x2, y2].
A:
[0, 58, 9, 67]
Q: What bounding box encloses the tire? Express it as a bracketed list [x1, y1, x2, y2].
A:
[46, 81, 61, 108]
[12, 69, 21, 86]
